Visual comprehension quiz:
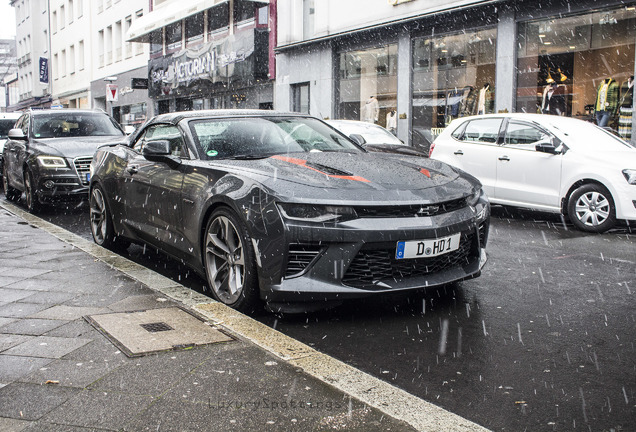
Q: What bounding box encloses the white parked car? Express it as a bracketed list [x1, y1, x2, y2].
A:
[429, 113, 636, 233]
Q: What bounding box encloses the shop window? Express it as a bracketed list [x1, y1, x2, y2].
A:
[337, 44, 398, 130]
[186, 12, 204, 47]
[208, 3, 229, 36]
[412, 28, 496, 149]
[292, 82, 310, 114]
[149, 30, 162, 57]
[166, 21, 182, 53]
[234, 0, 255, 24]
[516, 7, 635, 137]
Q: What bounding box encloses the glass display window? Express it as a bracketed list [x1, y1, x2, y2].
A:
[516, 6, 635, 133]
[411, 28, 497, 150]
[337, 44, 398, 131]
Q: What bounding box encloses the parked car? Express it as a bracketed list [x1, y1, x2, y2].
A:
[0, 112, 22, 178]
[89, 110, 490, 313]
[327, 119, 429, 157]
[2, 109, 126, 212]
[429, 113, 636, 233]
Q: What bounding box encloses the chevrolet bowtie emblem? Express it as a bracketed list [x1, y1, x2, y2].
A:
[417, 205, 439, 216]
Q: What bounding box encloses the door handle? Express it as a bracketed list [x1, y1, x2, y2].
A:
[127, 165, 139, 174]
[453, 150, 464, 155]
[498, 156, 510, 161]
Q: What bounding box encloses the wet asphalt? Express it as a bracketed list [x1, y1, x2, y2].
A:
[20, 200, 636, 431]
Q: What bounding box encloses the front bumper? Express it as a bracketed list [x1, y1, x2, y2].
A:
[258, 204, 490, 304]
[33, 156, 92, 203]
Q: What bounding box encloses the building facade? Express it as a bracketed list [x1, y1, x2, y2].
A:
[0, 39, 18, 111]
[10, 0, 52, 110]
[276, 0, 636, 146]
[127, 0, 275, 115]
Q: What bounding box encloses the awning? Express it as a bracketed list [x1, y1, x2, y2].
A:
[127, 0, 269, 42]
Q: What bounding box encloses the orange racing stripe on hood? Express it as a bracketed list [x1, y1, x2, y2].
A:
[271, 155, 370, 183]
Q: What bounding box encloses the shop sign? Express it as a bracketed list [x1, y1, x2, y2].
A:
[149, 31, 256, 98]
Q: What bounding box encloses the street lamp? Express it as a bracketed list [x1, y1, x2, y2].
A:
[103, 76, 117, 116]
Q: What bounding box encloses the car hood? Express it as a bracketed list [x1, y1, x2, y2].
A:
[213, 152, 477, 203]
[31, 136, 126, 159]
[364, 143, 429, 157]
[583, 148, 636, 166]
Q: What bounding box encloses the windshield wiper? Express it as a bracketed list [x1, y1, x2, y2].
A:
[224, 154, 273, 160]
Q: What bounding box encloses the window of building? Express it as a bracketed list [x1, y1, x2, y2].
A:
[77, 0, 83, 18]
[234, 0, 255, 24]
[60, 5, 65, 29]
[98, 30, 104, 67]
[257, 6, 268, 26]
[337, 44, 398, 129]
[411, 28, 497, 148]
[149, 30, 162, 57]
[106, 25, 112, 64]
[292, 82, 310, 113]
[135, 10, 144, 55]
[125, 16, 132, 58]
[52, 10, 57, 33]
[79, 40, 84, 70]
[186, 12, 204, 47]
[53, 53, 58, 79]
[303, 0, 314, 39]
[69, 44, 75, 74]
[166, 21, 182, 52]
[115, 21, 122, 61]
[208, 3, 229, 36]
[68, 0, 74, 23]
[60, 49, 66, 77]
[516, 6, 635, 139]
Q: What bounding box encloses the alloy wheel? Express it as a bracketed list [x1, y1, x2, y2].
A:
[90, 187, 107, 244]
[205, 215, 245, 304]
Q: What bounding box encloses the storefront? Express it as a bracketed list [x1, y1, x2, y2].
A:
[276, 0, 636, 147]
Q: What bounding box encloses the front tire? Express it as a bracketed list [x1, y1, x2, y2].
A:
[23, 170, 40, 213]
[203, 207, 260, 313]
[567, 183, 616, 233]
[2, 170, 20, 202]
[90, 185, 129, 251]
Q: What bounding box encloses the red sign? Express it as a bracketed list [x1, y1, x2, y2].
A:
[106, 84, 118, 102]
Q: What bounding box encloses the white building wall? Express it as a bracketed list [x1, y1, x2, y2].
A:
[49, 0, 149, 108]
[13, 0, 50, 102]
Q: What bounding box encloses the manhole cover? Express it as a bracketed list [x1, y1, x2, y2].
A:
[85, 307, 233, 357]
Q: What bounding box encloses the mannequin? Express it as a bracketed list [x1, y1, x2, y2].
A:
[541, 82, 566, 116]
[386, 109, 397, 134]
[363, 95, 380, 123]
[477, 83, 490, 115]
[595, 78, 619, 127]
[618, 76, 634, 140]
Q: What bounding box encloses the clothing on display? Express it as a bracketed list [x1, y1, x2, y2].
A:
[477, 84, 490, 115]
[595, 78, 619, 127]
[362, 96, 380, 123]
[541, 83, 566, 116]
[618, 76, 634, 140]
[386, 110, 397, 133]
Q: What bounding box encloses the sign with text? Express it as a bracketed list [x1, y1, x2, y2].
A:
[39, 57, 49, 84]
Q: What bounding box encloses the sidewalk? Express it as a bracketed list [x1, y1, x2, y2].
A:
[0, 203, 488, 432]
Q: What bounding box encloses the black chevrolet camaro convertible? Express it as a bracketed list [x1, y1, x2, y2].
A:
[89, 110, 490, 313]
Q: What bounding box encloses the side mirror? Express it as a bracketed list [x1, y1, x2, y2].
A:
[8, 129, 26, 140]
[349, 133, 366, 146]
[142, 139, 181, 167]
[124, 125, 136, 135]
[535, 142, 559, 154]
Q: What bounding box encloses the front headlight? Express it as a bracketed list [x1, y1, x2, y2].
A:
[466, 188, 483, 207]
[278, 203, 358, 222]
[623, 169, 636, 185]
[37, 155, 67, 168]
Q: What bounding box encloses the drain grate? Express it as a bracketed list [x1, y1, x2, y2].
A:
[140, 322, 174, 333]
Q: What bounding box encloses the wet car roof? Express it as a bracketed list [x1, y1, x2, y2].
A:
[151, 109, 308, 125]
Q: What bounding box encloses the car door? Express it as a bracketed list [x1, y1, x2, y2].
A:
[441, 118, 504, 198]
[123, 124, 188, 255]
[4, 114, 29, 189]
[494, 120, 562, 210]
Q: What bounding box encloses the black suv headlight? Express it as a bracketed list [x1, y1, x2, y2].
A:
[37, 155, 67, 168]
[278, 203, 358, 223]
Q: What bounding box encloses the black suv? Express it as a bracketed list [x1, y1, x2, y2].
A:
[2, 109, 125, 212]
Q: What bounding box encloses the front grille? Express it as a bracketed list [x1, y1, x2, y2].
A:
[342, 232, 475, 289]
[354, 197, 467, 218]
[285, 244, 323, 278]
[73, 157, 92, 186]
[478, 222, 488, 248]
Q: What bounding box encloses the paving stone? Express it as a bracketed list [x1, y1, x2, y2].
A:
[14, 292, 75, 305]
[0, 318, 17, 329]
[0, 288, 36, 303]
[0, 417, 31, 432]
[106, 294, 178, 313]
[0, 268, 52, 279]
[0, 303, 50, 319]
[0, 355, 53, 382]
[44, 319, 96, 338]
[29, 305, 108, 321]
[40, 389, 154, 430]
[3, 336, 92, 359]
[0, 334, 34, 352]
[1, 279, 65, 292]
[21, 422, 105, 432]
[0, 382, 77, 421]
[18, 358, 121, 388]
[0, 319, 68, 336]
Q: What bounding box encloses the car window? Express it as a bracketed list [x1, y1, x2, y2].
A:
[460, 118, 502, 143]
[504, 121, 550, 149]
[133, 124, 187, 158]
[21, 115, 29, 136]
[0, 119, 18, 139]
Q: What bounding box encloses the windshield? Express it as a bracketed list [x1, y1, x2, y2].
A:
[328, 121, 403, 145]
[32, 113, 124, 138]
[0, 119, 17, 139]
[547, 118, 636, 152]
[189, 116, 363, 160]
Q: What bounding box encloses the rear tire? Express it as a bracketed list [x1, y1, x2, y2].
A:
[203, 207, 260, 313]
[2, 170, 20, 202]
[89, 185, 130, 251]
[567, 183, 616, 233]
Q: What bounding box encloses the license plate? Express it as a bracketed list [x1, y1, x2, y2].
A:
[396, 233, 461, 259]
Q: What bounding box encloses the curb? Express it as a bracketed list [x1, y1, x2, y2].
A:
[1, 201, 490, 432]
